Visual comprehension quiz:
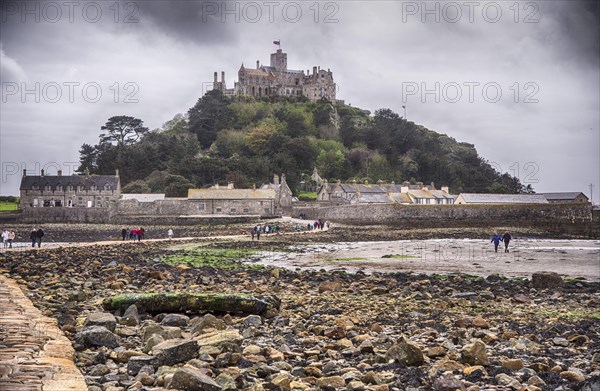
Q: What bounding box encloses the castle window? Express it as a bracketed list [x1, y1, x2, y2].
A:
[295, 79, 299, 85]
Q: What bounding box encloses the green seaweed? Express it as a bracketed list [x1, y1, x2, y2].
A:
[162, 247, 264, 270]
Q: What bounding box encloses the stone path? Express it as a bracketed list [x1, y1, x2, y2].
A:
[0, 274, 87, 391]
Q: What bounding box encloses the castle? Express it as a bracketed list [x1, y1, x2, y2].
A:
[213, 47, 336, 102]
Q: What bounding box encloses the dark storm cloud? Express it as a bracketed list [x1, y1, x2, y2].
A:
[130, 0, 237, 44]
[542, 0, 599, 67]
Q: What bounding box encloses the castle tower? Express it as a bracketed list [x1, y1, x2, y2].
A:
[270, 49, 287, 72]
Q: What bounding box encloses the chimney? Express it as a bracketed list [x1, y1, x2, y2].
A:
[441, 186, 449, 193]
[401, 181, 410, 193]
[417, 181, 423, 189]
[273, 174, 279, 185]
[115, 169, 119, 178]
[41, 169, 45, 177]
[256, 60, 260, 69]
[214, 72, 218, 83]
[57, 169, 62, 176]
[227, 182, 234, 189]
[313, 66, 317, 76]
[22, 169, 26, 177]
[252, 184, 256, 190]
[215, 183, 219, 189]
[281, 173, 286, 184]
[221, 71, 225, 83]
[430, 182, 435, 190]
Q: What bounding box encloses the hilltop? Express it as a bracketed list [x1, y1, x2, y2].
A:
[77, 91, 532, 196]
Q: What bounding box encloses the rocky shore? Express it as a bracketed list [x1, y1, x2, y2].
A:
[1, 239, 599, 391]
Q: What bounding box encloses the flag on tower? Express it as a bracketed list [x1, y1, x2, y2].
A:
[273, 40, 280, 45]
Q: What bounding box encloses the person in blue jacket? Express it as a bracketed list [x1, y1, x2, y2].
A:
[491, 232, 501, 253]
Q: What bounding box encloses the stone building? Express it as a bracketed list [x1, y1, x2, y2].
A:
[260, 174, 293, 212]
[317, 180, 453, 205]
[19, 169, 120, 208]
[187, 187, 276, 216]
[213, 48, 336, 102]
[540, 192, 589, 203]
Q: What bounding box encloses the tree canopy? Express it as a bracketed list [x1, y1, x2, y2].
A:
[78, 93, 532, 195]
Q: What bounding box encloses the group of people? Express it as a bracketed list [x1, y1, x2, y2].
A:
[30, 228, 44, 248]
[250, 224, 280, 240]
[491, 231, 512, 253]
[1, 229, 16, 248]
[121, 227, 145, 241]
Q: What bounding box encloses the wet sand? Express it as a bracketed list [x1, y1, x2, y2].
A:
[251, 238, 600, 281]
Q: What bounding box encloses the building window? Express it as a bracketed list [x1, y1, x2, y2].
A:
[215, 207, 222, 213]
[56, 185, 63, 191]
[77, 185, 84, 191]
[104, 183, 111, 191]
[67, 185, 73, 191]
[264, 208, 270, 213]
[243, 208, 249, 213]
[44, 185, 52, 191]
[78, 197, 83, 206]
[230, 208, 236, 213]
[32, 184, 39, 190]
[90, 185, 97, 191]
[198, 203, 205, 211]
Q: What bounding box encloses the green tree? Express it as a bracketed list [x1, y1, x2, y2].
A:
[100, 116, 149, 146]
[77, 143, 97, 174]
[187, 90, 233, 148]
[122, 180, 151, 193]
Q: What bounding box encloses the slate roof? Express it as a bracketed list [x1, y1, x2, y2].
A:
[20, 175, 118, 190]
[541, 192, 588, 201]
[358, 193, 392, 203]
[457, 193, 548, 204]
[188, 188, 275, 200]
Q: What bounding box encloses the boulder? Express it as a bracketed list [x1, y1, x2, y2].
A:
[460, 340, 489, 366]
[121, 304, 140, 326]
[531, 272, 563, 289]
[152, 339, 199, 366]
[75, 326, 119, 349]
[84, 312, 117, 332]
[385, 337, 424, 366]
[169, 367, 222, 391]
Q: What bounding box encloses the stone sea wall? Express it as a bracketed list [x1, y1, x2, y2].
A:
[294, 203, 597, 238]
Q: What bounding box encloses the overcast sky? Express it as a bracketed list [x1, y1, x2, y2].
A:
[1, 0, 598, 200]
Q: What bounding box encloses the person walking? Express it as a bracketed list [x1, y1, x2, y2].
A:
[251, 227, 256, 241]
[30, 228, 37, 248]
[8, 231, 15, 248]
[168, 228, 174, 240]
[491, 232, 501, 253]
[502, 231, 512, 253]
[36, 228, 44, 248]
[2, 230, 8, 248]
[121, 228, 127, 241]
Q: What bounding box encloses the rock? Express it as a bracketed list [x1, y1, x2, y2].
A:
[127, 356, 158, 376]
[358, 339, 374, 354]
[318, 281, 342, 293]
[531, 272, 563, 289]
[215, 372, 237, 390]
[271, 373, 291, 389]
[316, 375, 345, 388]
[495, 373, 521, 388]
[169, 366, 222, 391]
[502, 358, 524, 370]
[191, 314, 226, 336]
[385, 337, 424, 366]
[433, 374, 465, 391]
[88, 364, 111, 376]
[472, 316, 489, 329]
[151, 339, 199, 366]
[194, 329, 243, 347]
[560, 370, 585, 382]
[161, 313, 190, 327]
[552, 337, 569, 347]
[75, 326, 119, 349]
[460, 340, 489, 366]
[243, 315, 262, 328]
[513, 294, 531, 304]
[347, 380, 366, 390]
[85, 312, 117, 332]
[426, 346, 446, 358]
[144, 334, 165, 353]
